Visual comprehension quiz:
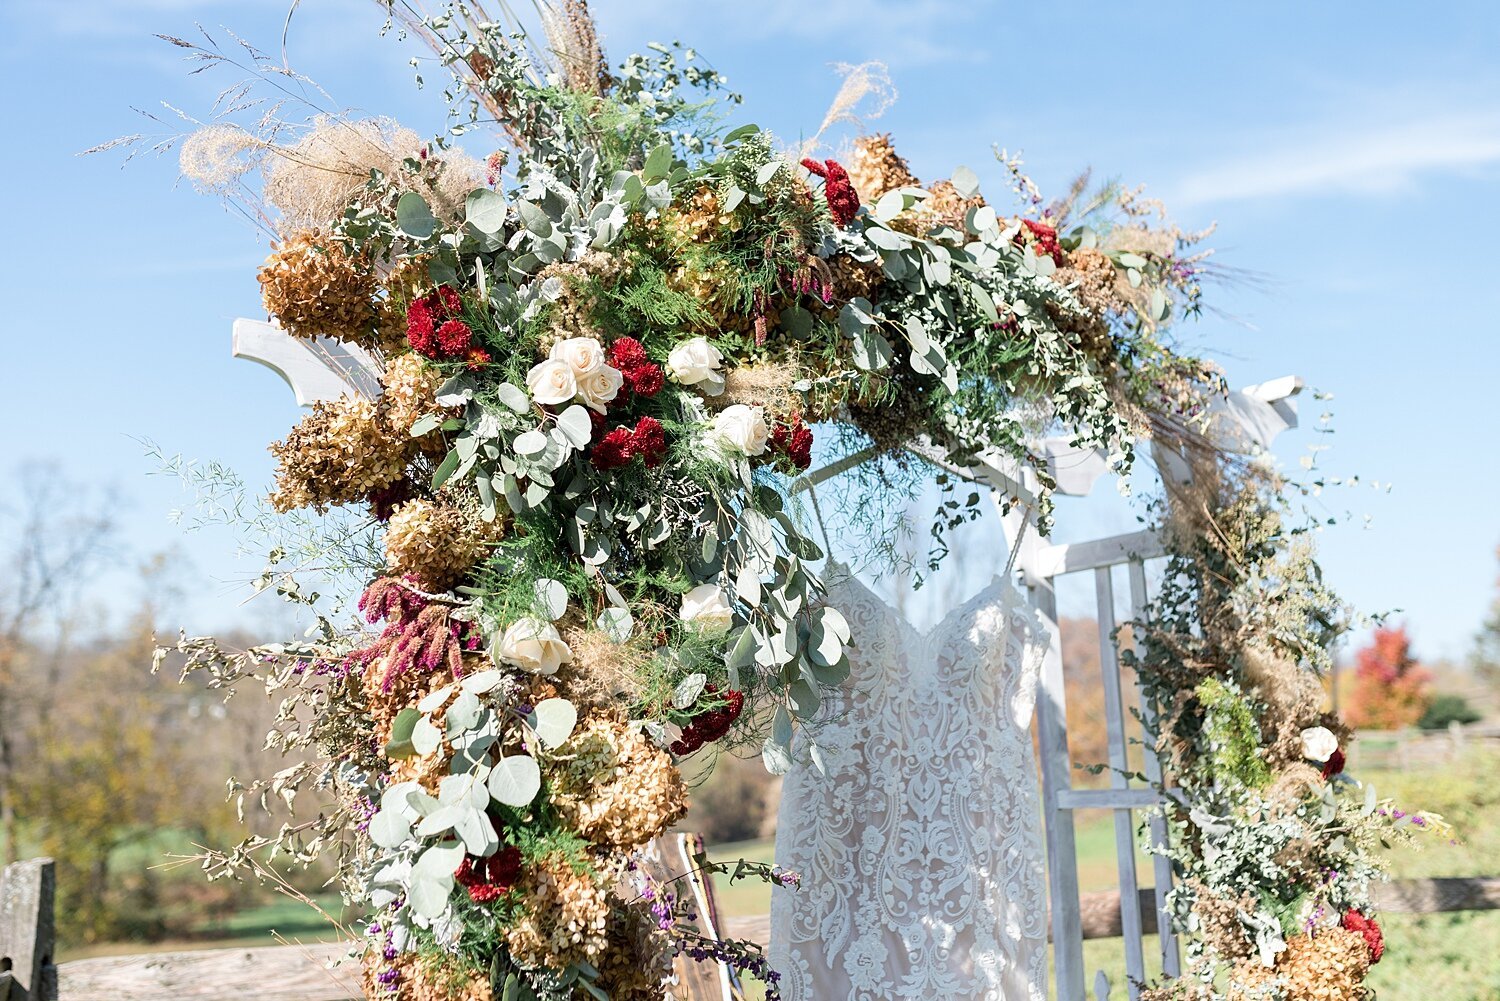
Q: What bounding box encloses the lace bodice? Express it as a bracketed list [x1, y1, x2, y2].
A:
[769, 568, 1049, 1000]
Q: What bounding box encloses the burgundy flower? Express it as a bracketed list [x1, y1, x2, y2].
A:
[632, 416, 668, 467]
[609, 337, 665, 397]
[770, 415, 814, 471]
[590, 427, 636, 470]
[1321, 748, 1346, 780]
[406, 285, 473, 360]
[436, 319, 474, 355]
[801, 158, 861, 228]
[455, 845, 523, 904]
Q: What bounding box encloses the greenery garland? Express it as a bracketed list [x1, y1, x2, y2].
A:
[134, 3, 1437, 998]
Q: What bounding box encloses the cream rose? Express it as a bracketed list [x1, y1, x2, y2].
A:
[549, 336, 606, 378]
[496, 617, 572, 676]
[578, 364, 624, 414]
[680, 583, 734, 633]
[1300, 726, 1339, 763]
[525, 358, 578, 407]
[666, 337, 725, 395]
[713, 404, 770, 457]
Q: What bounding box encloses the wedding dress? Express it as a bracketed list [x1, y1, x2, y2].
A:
[769, 563, 1050, 1001]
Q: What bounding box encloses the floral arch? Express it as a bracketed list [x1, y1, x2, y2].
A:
[144, 5, 1444, 1000]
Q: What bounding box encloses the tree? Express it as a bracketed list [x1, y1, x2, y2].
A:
[1471, 544, 1500, 688]
[0, 464, 115, 863]
[1343, 625, 1432, 730]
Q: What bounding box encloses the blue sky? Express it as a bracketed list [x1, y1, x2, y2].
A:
[1, 1, 1497, 659]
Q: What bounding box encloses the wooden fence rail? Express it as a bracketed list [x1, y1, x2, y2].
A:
[3, 857, 1497, 1001]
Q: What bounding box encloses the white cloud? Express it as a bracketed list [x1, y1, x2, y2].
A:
[1170, 110, 1500, 207]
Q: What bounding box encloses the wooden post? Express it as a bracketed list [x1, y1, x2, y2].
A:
[0, 858, 56, 1001]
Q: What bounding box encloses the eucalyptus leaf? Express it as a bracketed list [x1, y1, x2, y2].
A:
[950, 164, 980, 199]
[396, 192, 437, 240]
[556, 405, 593, 448]
[497, 383, 531, 413]
[530, 697, 578, 750]
[488, 754, 542, 807]
[534, 578, 569, 620]
[596, 606, 633, 642]
[411, 717, 443, 756]
[673, 673, 708, 710]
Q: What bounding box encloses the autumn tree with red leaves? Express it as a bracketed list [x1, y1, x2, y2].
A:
[1343, 625, 1432, 730]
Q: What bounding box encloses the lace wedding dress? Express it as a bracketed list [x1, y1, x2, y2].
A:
[769, 564, 1050, 1000]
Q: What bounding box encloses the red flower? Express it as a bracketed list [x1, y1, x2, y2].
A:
[406, 286, 474, 360]
[770, 415, 815, 471]
[801, 158, 861, 228]
[1021, 218, 1061, 259]
[632, 416, 668, 467]
[1341, 909, 1384, 963]
[669, 686, 745, 756]
[609, 337, 650, 370]
[609, 337, 665, 397]
[455, 845, 523, 904]
[1321, 748, 1347, 780]
[436, 319, 474, 355]
[465, 347, 492, 371]
[590, 427, 636, 470]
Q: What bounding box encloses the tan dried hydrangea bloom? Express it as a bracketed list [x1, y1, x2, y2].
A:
[383, 497, 504, 591]
[846, 132, 919, 204]
[380, 352, 448, 442]
[594, 905, 674, 1001]
[504, 857, 614, 970]
[1232, 927, 1372, 1001]
[534, 251, 621, 351]
[269, 396, 410, 512]
[361, 952, 493, 1001]
[258, 231, 378, 343]
[550, 712, 687, 850]
[1188, 879, 1257, 964]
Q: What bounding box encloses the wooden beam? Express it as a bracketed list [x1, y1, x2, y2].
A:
[0, 858, 56, 1001]
[1032, 530, 1166, 580]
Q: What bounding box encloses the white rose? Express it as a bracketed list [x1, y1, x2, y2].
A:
[680, 583, 734, 633]
[549, 336, 606, 378]
[713, 404, 770, 457]
[578, 364, 624, 414]
[1300, 725, 1339, 763]
[525, 359, 578, 407]
[496, 617, 572, 676]
[666, 337, 725, 395]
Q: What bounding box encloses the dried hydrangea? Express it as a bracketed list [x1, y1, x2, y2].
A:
[594, 905, 674, 1000]
[1232, 927, 1372, 1001]
[257, 231, 378, 342]
[383, 496, 504, 591]
[846, 132, 919, 204]
[380, 352, 448, 448]
[549, 712, 688, 849]
[269, 395, 410, 512]
[504, 856, 614, 970]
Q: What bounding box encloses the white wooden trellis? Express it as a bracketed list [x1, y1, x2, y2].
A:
[233, 317, 1304, 1001]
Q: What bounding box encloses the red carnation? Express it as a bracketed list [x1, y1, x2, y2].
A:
[625, 361, 665, 396]
[609, 337, 650, 370]
[1341, 909, 1384, 963]
[1021, 218, 1061, 260]
[609, 338, 665, 396]
[406, 286, 474, 360]
[632, 416, 668, 467]
[1321, 748, 1347, 780]
[436, 319, 474, 355]
[455, 844, 523, 904]
[590, 427, 636, 470]
[801, 158, 861, 228]
[770, 415, 815, 471]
